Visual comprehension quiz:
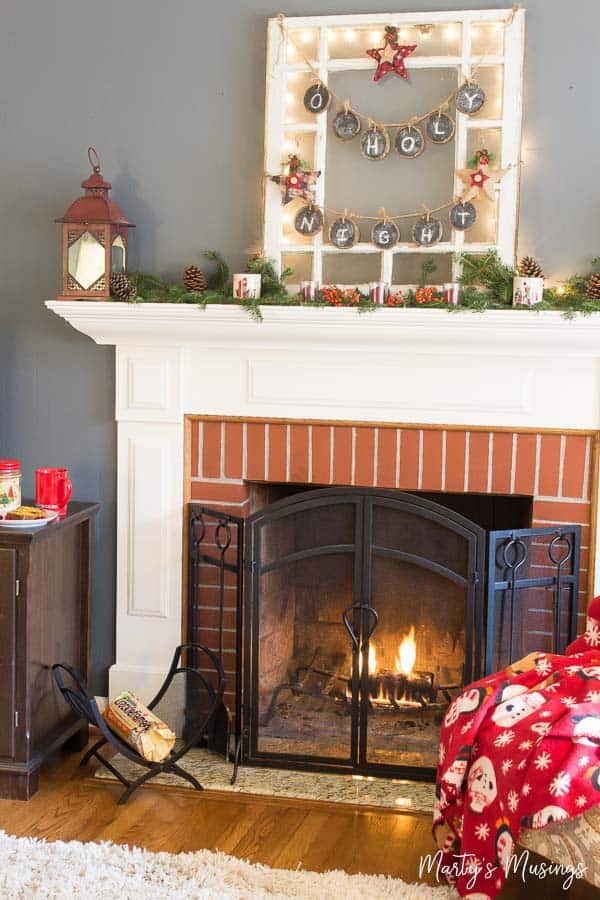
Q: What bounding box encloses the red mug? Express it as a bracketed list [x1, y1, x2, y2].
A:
[35, 468, 72, 517]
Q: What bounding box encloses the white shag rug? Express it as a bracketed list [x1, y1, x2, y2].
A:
[0, 830, 456, 899]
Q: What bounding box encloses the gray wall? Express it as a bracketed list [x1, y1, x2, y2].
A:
[1, 0, 598, 692]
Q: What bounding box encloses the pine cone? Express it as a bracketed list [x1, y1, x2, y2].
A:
[109, 272, 136, 300]
[518, 256, 544, 278]
[586, 273, 600, 299]
[182, 264, 207, 293]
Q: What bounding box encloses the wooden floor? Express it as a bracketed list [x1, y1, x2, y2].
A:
[0, 747, 595, 899]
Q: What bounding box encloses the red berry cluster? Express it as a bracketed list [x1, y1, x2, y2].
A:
[386, 290, 405, 307]
[415, 286, 437, 304]
[343, 288, 361, 306]
[321, 285, 360, 306]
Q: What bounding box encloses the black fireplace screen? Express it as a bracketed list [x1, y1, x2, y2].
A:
[189, 489, 581, 782]
[486, 526, 580, 673]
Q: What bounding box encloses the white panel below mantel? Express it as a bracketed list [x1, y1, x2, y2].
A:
[47, 302, 600, 430]
[183, 350, 600, 430]
[248, 356, 534, 420]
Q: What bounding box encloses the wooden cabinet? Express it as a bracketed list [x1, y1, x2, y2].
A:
[0, 502, 99, 799]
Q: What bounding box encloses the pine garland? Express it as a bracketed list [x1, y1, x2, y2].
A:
[127, 271, 204, 304]
[120, 250, 600, 319]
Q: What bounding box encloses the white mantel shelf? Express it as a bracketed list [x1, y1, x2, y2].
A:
[46, 301, 600, 357]
[45, 299, 600, 702]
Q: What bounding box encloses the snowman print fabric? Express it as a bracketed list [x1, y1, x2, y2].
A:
[434, 596, 600, 898]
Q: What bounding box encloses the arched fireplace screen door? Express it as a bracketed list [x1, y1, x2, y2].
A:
[244, 488, 486, 780]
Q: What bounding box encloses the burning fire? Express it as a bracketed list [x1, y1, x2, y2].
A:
[348, 625, 434, 709]
[368, 643, 377, 675]
[396, 627, 417, 676]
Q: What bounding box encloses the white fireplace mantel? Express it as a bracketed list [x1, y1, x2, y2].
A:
[46, 301, 600, 356]
[46, 300, 600, 699]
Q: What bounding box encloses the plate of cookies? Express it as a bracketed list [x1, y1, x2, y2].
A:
[0, 506, 58, 529]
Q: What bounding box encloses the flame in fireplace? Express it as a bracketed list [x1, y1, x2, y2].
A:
[357, 643, 378, 677]
[368, 643, 377, 675]
[396, 627, 417, 676]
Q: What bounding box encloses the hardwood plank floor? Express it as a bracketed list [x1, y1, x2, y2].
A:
[0, 749, 435, 882]
[0, 747, 595, 899]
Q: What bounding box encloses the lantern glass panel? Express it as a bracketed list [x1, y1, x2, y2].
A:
[111, 235, 126, 273]
[68, 231, 105, 289]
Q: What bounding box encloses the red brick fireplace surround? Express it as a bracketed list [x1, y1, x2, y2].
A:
[186, 416, 598, 704]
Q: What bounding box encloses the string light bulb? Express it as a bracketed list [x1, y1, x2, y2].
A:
[369, 30, 380, 43]
[300, 30, 312, 44]
[285, 92, 295, 106]
[557, 285, 566, 296]
[286, 41, 296, 59]
[444, 25, 457, 39]
[399, 28, 410, 40]
[327, 30, 337, 43]
[345, 28, 356, 42]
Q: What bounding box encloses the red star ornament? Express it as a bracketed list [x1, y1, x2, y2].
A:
[366, 26, 416, 82]
[270, 154, 321, 206]
[470, 169, 489, 188]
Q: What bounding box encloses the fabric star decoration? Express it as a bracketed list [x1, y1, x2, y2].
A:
[270, 154, 320, 206]
[366, 25, 416, 82]
[456, 149, 508, 202]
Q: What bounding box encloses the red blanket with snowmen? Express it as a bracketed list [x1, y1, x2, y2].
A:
[434, 598, 600, 899]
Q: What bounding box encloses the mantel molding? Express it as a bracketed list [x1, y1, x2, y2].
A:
[46, 301, 600, 358]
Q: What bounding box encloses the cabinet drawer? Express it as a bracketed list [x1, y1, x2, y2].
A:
[0, 548, 16, 759]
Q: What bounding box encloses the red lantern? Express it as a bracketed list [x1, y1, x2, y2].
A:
[55, 148, 134, 300]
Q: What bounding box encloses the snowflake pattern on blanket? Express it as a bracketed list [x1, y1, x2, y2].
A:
[434, 602, 600, 899]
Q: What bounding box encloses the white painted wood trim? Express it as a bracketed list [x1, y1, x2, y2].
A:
[114, 420, 183, 700]
[452, 17, 472, 280]
[269, 10, 520, 28]
[496, 7, 526, 264]
[46, 302, 600, 359]
[312, 24, 330, 284]
[287, 55, 506, 74]
[281, 241, 495, 254]
[263, 17, 286, 268]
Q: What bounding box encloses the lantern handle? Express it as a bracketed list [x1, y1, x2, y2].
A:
[87, 147, 101, 172]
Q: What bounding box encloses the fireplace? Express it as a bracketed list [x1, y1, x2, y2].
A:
[245, 488, 483, 777]
[45, 304, 600, 742]
[189, 484, 581, 781]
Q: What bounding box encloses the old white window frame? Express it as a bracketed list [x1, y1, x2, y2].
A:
[263, 8, 525, 288]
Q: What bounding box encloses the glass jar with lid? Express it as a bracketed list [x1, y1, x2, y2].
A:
[0, 459, 22, 517]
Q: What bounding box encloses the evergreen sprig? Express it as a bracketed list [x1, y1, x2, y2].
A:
[127, 270, 204, 304]
[467, 151, 496, 168]
[247, 255, 291, 304]
[419, 257, 437, 287]
[204, 250, 230, 293]
[456, 250, 515, 305]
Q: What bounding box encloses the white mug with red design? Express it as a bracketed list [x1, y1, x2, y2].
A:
[233, 273, 261, 300]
